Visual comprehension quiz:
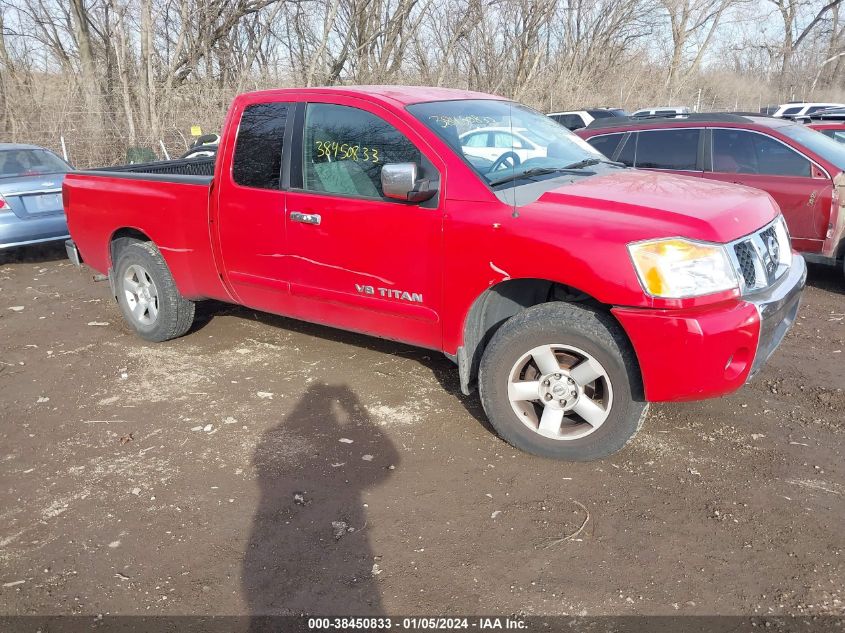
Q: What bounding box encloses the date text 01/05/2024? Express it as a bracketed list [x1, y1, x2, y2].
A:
[307, 616, 528, 629]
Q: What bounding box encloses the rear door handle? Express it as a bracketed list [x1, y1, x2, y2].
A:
[290, 211, 321, 225]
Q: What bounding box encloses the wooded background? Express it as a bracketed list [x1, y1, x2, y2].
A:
[1, 0, 843, 167]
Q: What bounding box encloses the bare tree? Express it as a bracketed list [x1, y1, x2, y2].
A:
[661, 0, 734, 99]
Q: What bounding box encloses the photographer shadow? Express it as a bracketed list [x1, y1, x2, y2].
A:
[243, 383, 398, 627]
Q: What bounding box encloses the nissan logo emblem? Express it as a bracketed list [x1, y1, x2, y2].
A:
[767, 235, 780, 263]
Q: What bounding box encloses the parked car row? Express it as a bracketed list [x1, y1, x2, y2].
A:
[546, 106, 690, 131]
[547, 108, 627, 130]
[772, 102, 845, 119]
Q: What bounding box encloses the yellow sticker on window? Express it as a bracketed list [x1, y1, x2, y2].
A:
[190, 125, 202, 136]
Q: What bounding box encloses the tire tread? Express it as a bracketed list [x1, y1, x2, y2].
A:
[114, 240, 195, 342]
[478, 301, 647, 461]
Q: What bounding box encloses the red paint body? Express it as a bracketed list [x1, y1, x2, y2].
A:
[577, 117, 845, 262]
[65, 87, 790, 403]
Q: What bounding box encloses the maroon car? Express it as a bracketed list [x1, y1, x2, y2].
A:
[577, 113, 845, 275]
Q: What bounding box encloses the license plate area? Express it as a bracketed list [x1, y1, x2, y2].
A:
[22, 192, 63, 215]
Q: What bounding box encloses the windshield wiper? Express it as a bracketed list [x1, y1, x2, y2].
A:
[488, 159, 624, 187]
[488, 167, 572, 187]
[562, 157, 625, 170]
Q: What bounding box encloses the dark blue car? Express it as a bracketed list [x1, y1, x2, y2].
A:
[0, 143, 72, 249]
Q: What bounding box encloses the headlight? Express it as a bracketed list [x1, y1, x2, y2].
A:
[773, 215, 792, 267]
[628, 238, 739, 298]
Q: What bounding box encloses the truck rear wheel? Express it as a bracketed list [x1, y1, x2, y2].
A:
[478, 302, 647, 461]
[114, 241, 195, 342]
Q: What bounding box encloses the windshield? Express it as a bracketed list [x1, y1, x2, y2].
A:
[779, 124, 845, 171]
[0, 149, 70, 179]
[407, 99, 606, 188]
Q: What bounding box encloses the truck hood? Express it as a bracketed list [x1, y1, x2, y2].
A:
[529, 169, 780, 243]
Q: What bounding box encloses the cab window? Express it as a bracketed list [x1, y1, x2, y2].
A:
[299, 103, 432, 201]
[232, 102, 290, 189]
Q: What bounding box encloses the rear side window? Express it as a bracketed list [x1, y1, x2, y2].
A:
[463, 133, 490, 148]
[635, 129, 699, 170]
[781, 106, 802, 116]
[587, 134, 624, 158]
[493, 133, 515, 148]
[712, 129, 810, 177]
[232, 102, 290, 189]
[587, 110, 615, 119]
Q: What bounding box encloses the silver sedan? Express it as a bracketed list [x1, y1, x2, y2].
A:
[0, 143, 72, 249]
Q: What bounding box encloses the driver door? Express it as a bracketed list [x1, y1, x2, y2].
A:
[284, 100, 445, 349]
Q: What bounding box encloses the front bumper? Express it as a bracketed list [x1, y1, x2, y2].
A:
[746, 253, 806, 379]
[612, 253, 806, 402]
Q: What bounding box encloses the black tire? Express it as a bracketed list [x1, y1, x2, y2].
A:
[478, 302, 647, 461]
[113, 240, 195, 342]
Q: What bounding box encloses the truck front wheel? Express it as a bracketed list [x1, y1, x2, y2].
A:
[478, 302, 647, 461]
[114, 241, 195, 342]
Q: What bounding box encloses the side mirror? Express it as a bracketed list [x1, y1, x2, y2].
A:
[381, 163, 437, 203]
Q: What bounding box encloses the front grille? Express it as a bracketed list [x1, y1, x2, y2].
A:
[759, 226, 778, 277]
[730, 218, 790, 293]
[734, 241, 757, 288]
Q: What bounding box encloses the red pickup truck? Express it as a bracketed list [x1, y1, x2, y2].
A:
[63, 86, 806, 461]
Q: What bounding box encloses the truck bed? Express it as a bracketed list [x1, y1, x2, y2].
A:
[63, 158, 229, 302]
[90, 156, 215, 180]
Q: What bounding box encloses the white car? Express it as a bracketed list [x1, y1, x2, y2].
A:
[773, 102, 845, 119]
[547, 109, 627, 130]
[631, 106, 690, 118]
[459, 127, 551, 164]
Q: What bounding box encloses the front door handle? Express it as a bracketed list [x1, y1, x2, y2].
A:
[290, 211, 321, 225]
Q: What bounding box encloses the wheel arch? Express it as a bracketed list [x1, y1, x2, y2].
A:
[108, 227, 153, 299]
[110, 227, 152, 264]
[456, 277, 621, 395]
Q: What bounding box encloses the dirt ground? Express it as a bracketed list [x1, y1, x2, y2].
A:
[0, 243, 843, 618]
